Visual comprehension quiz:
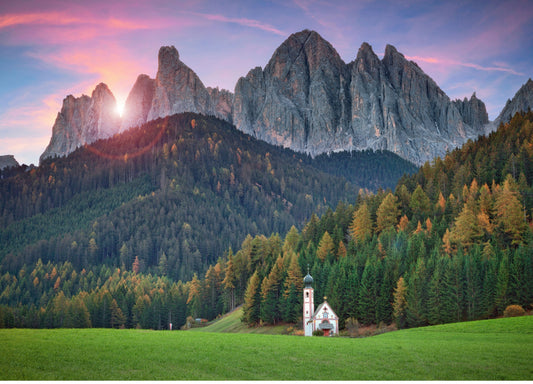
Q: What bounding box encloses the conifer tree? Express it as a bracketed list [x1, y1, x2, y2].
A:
[427, 257, 445, 325]
[337, 241, 347, 258]
[242, 271, 261, 325]
[392, 277, 407, 329]
[316, 231, 335, 262]
[481, 253, 498, 318]
[222, 249, 237, 311]
[110, 298, 125, 328]
[494, 253, 509, 315]
[397, 214, 409, 232]
[463, 248, 483, 320]
[376, 193, 400, 233]
[410, 185, 431, 221]
[186, 273, 201, 318]
[260, 255, 284, 324]
[358, 260, 377, 325]
[441, 255, 463, 323]
[283, 226, 300, 255]
[349, 203, 373, 244]
[450, 203, 483, 250]
[406, 258, 428, 327]
[494, 176, 527, 246]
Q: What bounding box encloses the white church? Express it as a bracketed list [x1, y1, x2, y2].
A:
[303, 272, 339, 336]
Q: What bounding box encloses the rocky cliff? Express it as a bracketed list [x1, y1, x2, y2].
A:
[0, 155, 19, 170]
[452, 93, 489, 131]
[43, 30, 531, 166]
[494, 79, 533, 126]
[120, 46, 232, 132]
[120, 74, 155, 132]
[233, 30, 489, 165]
[40, 83, 120, 162]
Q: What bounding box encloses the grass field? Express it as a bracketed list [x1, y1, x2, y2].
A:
[1, 316, 532, 380]
[191, 307, 290, 334]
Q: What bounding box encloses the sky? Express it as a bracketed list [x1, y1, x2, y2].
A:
[1, 0, 532, 166]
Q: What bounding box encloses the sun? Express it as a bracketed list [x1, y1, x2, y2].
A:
[116, 100, 125, 118]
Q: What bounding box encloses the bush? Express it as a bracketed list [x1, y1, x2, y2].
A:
[344, 317, 359, 338]
[312, 330, 324, 336]
[503, 305, 526, 318]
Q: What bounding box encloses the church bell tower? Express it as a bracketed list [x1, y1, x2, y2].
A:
[303, 270, 314, 336]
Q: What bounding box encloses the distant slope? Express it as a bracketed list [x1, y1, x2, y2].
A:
[0, 112, 414, 281]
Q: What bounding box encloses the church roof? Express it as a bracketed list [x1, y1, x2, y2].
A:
[313, 300, 338, 319]
[303, 273, 313, 288]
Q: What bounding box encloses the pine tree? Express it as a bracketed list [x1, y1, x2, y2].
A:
[410, 185, 431, 221]
[494, 176, 527, 246]
[110, 298, 125, 328]
[358, 260, 377, 325]
[463, 248, 483, 320]
[158, 252, 168, 275]
[376, 259, 394, 325]
[316, 231, 335, 262]
[282, 253, 304, 323]
[132, 256, 140, 274]
[397, 214, 409, 232]
[392, 277, 408, 329]
[441, 255, 463, 323]
[376, 193, 400, 233]
[436, 192, 446, 214]
[222, 249, 237, 311]
[260, 255, 284, 324]
[427, 257, 445, 325]
[186, 273, 201, 319]
[337, 241, 347, 258]
[349, 203, 373, 244]
[495, 253, 510, 315]
[406, 258, 428, 327]
[450, 203, 483, 250]
[283, 226, 300, 255]
[242, 271, 261, 325]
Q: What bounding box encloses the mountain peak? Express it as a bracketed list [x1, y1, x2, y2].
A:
[355, 42, 379, 62]
[495, 78, 533, 125]
[120, 74, 156, 133]
[383, 44, 401, 59]
[40, 83, 120, 163]
[265, 29, 344, 78]
[158, 45, 180, 65]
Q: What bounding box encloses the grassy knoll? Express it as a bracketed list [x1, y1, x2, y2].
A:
[191, 307, 289, 335]
[1, 316, 532, 380]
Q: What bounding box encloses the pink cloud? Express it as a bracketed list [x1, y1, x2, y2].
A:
[0, 12, 81, 28]
[405, 55, 524, 77]
[0, 11, 153, 30]
[193, 12, 286, 36]
[28, 42, 152, 110]
[0, 11, 162, 46]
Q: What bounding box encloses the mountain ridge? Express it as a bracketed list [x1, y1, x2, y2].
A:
[38, 30, 533, 166]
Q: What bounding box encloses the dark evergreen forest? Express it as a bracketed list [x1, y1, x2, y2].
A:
[0, 112, 420, 329]
[3, 112, 531, 331]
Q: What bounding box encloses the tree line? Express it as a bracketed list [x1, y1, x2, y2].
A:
[1, 112, 532, 330]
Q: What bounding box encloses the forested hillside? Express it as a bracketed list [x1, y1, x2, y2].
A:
[4, 113, 531, 331]
[0, 112, 419, 329]
[1, 113, 355, 280]
[232, 112, 533, 329]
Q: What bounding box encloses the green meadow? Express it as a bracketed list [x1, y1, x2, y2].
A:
[1, 316, 532, 380]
